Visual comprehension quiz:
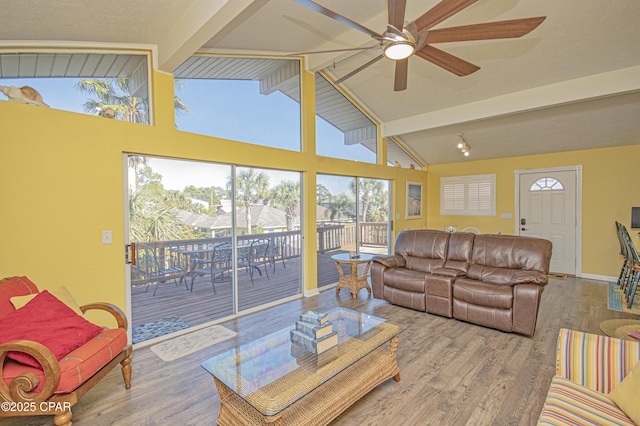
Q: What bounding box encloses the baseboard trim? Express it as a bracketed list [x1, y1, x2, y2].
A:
[578, 273, 617, 283]
[303, 289, 320, 297]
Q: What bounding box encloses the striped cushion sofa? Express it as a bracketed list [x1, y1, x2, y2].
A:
[538, 328, 640, 425]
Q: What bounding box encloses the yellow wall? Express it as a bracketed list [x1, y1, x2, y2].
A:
[0, 69, 425, 317]
[426, 145, 640, 277]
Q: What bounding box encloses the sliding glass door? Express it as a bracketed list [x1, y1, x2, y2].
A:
[316, 174, 391, 288]
[233, 166, 302, 311]
[126, 156, 302, 344]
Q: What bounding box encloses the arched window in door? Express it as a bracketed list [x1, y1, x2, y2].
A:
[529, 177, 564, 191]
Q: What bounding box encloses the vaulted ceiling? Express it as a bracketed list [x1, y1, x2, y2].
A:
[1, 0, 639, 164]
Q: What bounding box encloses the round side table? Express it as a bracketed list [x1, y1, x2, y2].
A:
[331, 253, 375, 299]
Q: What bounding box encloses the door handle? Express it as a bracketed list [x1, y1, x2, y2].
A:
[521, 227, 528, 231]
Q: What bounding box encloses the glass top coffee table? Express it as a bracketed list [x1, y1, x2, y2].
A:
[201, 307, 405, 425]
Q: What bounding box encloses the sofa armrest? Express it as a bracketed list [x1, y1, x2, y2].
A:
[509, 271, 548, 286]
[80, 303, 128, 331]
[555, 328, 640, 393]
[432, 267, 466, 278]
[0, 340, 60, 404]
[372, 254, 405, 269]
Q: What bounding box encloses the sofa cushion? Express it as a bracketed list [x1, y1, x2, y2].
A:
[0, 291, 102, 368]
[538, 375, 634, 425]
[453, 279, 513, 309]
[608, 361, 640, 424]
[556, 328, 640, 394]
[372, 254, 405, 269]
[394, 230, 449, 273]
[2, 328, 127, 394]
[383, 268, 428, 293]
[467, 235, 552, 284]
[0, 276, 39, 319]
[443, 232, 475, 274]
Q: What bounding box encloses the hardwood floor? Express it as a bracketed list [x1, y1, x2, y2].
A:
[2, 276, 636, 426]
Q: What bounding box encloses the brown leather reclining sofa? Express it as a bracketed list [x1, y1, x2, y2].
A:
[371, 230, 552, 336]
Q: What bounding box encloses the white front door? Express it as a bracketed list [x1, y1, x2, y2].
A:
[518, 169, 577, 275]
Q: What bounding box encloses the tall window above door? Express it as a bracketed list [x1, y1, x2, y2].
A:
[174, 56, 301, 152]
[0, 51, 150, 124]
[315, 74, 377, 164]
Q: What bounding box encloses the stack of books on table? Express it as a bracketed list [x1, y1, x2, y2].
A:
[290, 311, 338, 355]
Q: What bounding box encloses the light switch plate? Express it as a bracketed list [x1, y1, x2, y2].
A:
[501, 213, 512, 219]
[102, 230, 113, 244]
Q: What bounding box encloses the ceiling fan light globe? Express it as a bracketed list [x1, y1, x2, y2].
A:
[463, 151, 470, 157]
[383, 42, 415, 60]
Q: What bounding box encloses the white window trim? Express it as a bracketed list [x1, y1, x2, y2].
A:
[440, 174, 496, 216]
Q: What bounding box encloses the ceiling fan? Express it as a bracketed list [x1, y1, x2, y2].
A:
[293, 0, 546, 91]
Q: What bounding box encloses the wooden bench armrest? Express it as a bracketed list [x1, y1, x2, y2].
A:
[80, 303, 128, 331]
[0, 340, 60, 405]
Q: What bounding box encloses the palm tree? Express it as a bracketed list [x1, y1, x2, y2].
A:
[350, 178, 385, 222]
[270, 180, 300, 230]
[128, 185, 197, 242]
[316, 184, 332, 205]
[228, 169, 270, 234]
[76, 78, 189, 124]
[328, 194, 355, 222]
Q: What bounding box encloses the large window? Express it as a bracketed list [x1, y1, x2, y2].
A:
[315, 74, 377, 163]
[0, 51, 150, 123]
[440, 174, 496, 216]
[174, 56, 301, 151]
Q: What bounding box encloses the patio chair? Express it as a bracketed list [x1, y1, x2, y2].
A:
[147, 249, 188, 296]
[238, 238, 271, 285]
[191, 242, 232, 294]
[267, 236, 287, 273]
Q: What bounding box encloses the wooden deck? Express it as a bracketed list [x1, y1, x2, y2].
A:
[131, 250, 381, 336]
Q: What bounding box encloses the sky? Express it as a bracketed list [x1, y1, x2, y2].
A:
[1, 73, 377, 195]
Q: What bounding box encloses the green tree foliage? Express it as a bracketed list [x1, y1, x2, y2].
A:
[328, 194, 355, 221]
[129, 184, 198, 242]
[316, 184, 332, 205]
[75, 78, 189, 124]
[182, 185, 227, 215]
[228, 169, 270, 235]
[351, 178, 387, 222]
[270, 180, 300, 230]
[129, 166, 202, 242]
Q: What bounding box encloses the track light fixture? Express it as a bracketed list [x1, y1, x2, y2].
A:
[457, 135, 470, 157]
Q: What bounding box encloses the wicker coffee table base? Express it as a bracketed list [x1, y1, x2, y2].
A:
[213, 337, 400, 425]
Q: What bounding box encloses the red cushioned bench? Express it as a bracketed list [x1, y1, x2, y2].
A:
[0, 276, 132, 426]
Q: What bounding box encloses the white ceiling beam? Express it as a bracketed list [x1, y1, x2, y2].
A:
[157, 0, 265, 73]
[382, 65, 640, 137]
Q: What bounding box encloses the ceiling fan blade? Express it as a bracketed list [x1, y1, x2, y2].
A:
[287, 45, 380, 56]
[294, 0, 383, 39]
[424, 17, 546, 43]
[335, 55, 384, 85]
[394, 58, 409, 91]
[413, 0, 479, 32]
[415, 45, 480, 76]
[388, 0, 407, 32]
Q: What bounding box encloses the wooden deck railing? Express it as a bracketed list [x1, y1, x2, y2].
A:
[132, 223, 387, 286]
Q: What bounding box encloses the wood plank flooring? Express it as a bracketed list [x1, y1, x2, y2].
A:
[2, 276, 637, 426]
